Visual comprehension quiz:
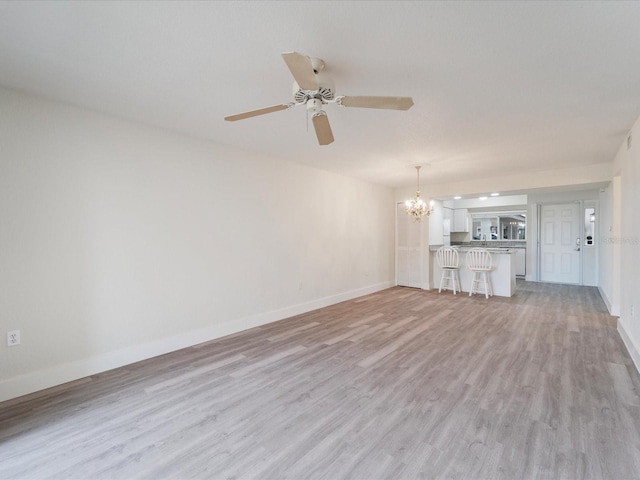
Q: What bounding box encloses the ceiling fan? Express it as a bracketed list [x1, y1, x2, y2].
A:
[224, 51, 414, 146]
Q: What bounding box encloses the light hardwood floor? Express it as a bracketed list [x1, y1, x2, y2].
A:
[2, 281, 640, 479]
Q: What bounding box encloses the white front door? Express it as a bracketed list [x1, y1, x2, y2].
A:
[539, 203, 581, 284]
[396, 203, 422, 288]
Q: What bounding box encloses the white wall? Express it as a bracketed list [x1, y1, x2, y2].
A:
[0, 88, 395, 401]
[428, 200, 444, 246]
[598, 177, 621, 316]
[597, 181, 614, 311]
[612, 116, 640, 374]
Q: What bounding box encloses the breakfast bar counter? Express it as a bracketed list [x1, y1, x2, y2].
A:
[431, 246, 516, 297]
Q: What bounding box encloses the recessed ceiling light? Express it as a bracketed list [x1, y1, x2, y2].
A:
[479, 196, 488, 200]
[453, 196, 461, 200]
[490, 192, 500, 196]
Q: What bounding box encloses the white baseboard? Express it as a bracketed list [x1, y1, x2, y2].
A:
[598, 286, 620, 317]
[598, 286, 613, 315]
[0, 282, 392, 403]
[618, 319, 640, 376]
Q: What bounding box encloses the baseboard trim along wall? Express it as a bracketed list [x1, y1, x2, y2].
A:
[0, 281, 392, 403]
[598, 285, 613, 315]
[618, 319, 640, 376]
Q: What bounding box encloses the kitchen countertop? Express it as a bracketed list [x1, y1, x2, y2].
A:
[456, 246, 515, 254]
[430, 245, 516, 254]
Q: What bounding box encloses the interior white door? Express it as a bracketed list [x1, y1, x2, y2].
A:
[396, 203, 422, 288]
[539, 203, 581, 284]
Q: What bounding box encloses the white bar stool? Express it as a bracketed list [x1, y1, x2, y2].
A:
[436, 246, 461, 294]
[466, 248, 493, 298]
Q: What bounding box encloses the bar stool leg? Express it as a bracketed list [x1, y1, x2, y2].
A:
[440, 270, 450, 293]
[483, 271, 489, 299]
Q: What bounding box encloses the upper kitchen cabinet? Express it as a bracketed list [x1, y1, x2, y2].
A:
[452, 208, 470, 232]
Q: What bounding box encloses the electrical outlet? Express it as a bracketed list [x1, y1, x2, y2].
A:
[7, 330, 20, 346]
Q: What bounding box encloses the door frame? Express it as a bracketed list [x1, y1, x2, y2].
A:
[581, 200, 599, 286]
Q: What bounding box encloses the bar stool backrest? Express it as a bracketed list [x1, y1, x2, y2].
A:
[436, 247, 459, 268]
[466, 248, 492, 271]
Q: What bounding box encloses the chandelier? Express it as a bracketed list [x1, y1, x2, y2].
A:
[405, 165, 433, 220]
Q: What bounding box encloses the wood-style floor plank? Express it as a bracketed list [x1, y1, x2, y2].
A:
[1, 281, 640, 479]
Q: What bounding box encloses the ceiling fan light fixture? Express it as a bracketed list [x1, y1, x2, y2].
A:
[405, 166, 434, 220]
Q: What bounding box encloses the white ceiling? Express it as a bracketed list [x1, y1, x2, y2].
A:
[1, 1, 640, 189]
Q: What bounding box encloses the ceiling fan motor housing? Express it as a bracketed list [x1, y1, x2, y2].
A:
[292, 70, 335, 104]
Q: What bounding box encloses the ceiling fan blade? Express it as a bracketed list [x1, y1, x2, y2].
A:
[224, 104, 290, 121]
[340, 96, 414, 110]
[312, 112, 334, 146]
[282, 52, 319, 91]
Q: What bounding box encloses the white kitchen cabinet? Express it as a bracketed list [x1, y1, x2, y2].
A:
[443, 207, 453, 221]
[453, 208, 469, 232]
[515, 248, 526, 276]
